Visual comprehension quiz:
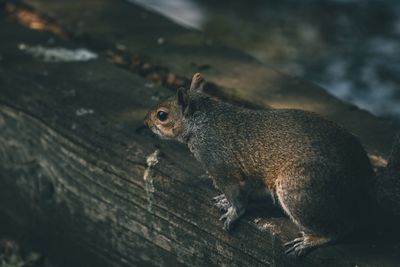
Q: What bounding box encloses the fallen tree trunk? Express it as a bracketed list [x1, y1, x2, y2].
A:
[1, 10, 400, 267]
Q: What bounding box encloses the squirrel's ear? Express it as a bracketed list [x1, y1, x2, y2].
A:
[176, 87, 189, 113]
[190, 73, 205, 92]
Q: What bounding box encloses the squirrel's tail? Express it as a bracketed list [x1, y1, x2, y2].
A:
[375, 133, 400, 218]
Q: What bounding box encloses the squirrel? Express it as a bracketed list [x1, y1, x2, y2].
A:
[144, 73, 400, 257]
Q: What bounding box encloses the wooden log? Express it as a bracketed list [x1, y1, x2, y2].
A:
[1, 6, 400, 267]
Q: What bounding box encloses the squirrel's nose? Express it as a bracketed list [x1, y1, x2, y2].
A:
[144, 113, 151, 127]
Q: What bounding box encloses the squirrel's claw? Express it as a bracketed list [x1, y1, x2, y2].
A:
[213, 194, 231, 211]
[213, 194, 225, 201]
[284, 234, 333, 257]
[219, 209, 234, 232]
[219, 206, 245, 232]
[284, 237, 307, 257]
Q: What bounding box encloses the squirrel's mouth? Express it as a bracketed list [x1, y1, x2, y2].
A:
[150, 125, 168, 140]
[149, 125, 159, 135]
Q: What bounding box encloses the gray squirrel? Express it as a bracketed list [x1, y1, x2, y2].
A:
[144, 73, 400, 256]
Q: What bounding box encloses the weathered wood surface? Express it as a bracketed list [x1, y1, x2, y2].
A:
[1, 2, 400, 267]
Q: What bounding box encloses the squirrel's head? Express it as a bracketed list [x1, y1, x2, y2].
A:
[144, 73, 204, 141]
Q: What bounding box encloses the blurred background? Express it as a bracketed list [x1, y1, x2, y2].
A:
[131, 0, 400, 121]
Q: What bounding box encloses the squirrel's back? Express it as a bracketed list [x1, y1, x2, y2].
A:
[187, 98, 374, 194]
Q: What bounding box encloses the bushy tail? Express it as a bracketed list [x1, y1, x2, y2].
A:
[376, 133, 400, 217]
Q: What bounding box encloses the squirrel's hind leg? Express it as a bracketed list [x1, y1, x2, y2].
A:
[284, 232, 334, 257]
[275, 160, 349, 256]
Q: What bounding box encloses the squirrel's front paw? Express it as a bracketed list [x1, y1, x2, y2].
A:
[213, 194, 231, 211]
[219, 206, 244, 231]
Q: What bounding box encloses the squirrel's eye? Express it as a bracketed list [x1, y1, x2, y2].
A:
[157, 111, 168, 121]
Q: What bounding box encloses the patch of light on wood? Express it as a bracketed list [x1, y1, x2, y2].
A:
[18, 43, 98, 62]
